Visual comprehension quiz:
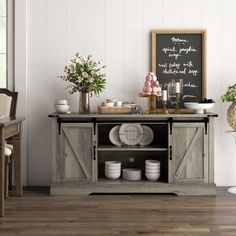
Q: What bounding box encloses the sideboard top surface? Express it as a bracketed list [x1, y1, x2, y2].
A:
[49, 113, 217, 121]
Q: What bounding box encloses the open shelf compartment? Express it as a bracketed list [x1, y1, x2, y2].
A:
[97, 122, 168, 149]
[97, 151, 169, 183]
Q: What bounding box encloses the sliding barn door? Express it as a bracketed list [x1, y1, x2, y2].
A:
[169, 123, 208, 183]
[60, 123, 93, 183]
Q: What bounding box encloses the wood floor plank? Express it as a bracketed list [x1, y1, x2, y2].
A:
[0, 188, 236, 235]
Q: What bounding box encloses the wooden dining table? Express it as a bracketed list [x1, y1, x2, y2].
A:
[0, 117, 25, 217]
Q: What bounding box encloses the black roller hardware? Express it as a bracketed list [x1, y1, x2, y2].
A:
[169, 145, 172, 160]
[93, 146, 96, 160]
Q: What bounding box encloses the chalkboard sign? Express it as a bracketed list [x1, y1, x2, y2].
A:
[152, 29, 206, 109]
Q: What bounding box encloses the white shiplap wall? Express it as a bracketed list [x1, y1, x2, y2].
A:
[15, 0, 236, 186]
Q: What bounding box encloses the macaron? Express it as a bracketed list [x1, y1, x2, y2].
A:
[152, 75, 157, 81]
[152, 86, 159, 93]
[146, 87, 152, 93]
[145, 81, 152, 87]
[145, 75, 152, 81]
[152, 80, 159, 87]
[143, 86, 147, 93]
[149, 72, 155, 76]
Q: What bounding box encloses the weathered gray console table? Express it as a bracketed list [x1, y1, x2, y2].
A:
[49, 113, 217, 196]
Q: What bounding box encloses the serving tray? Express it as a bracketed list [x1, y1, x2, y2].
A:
[98, 106, 133, 114]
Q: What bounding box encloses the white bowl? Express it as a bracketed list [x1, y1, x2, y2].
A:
[145, 169, 160, 174]
[146, 169, 160, 173]
[114, 101, 123, 107]
[145, 160, 160, 166]
[145, 165, 161, 170]
[105, 171, 121, 180]
[105, 169, 121, 172]
[123, 168, 142, 181]
[105, 166, 121, 171]
[105, 102, 114, 108]
[105, 161, 121, 168]
[106, 169, 121, 174]
[184, 102, 215, 114]
[105, 170, 121, 173]
[145, 165, 160, 170]
[54, 104, 70, 113]
[55, 99, 68, 105]
[104, 171, 121, 179]
[145, 173, 160, 181]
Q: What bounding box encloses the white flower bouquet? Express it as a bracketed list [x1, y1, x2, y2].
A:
[59, 53, 106, 95]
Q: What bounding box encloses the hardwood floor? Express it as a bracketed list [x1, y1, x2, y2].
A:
[0, 188, 236, 236]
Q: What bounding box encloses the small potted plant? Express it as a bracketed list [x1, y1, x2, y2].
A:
[59, 53, 106, 114]
[221, 83, 236, 130]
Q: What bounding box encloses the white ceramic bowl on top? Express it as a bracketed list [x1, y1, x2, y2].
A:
[54, 104, 70, 113]
[105, 161, 121, 168]
[184, 102, 215, 114]
[145, 160, 160, 166]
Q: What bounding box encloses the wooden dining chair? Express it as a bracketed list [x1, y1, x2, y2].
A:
[0, 89, 18, 118]
[0, 89, 18, 197]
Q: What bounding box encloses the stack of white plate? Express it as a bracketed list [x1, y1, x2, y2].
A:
[105, 161, 121, 180]
[145, 160, 160, 181]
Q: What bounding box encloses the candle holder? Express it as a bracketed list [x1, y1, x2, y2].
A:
[156, 94, 162, 113]
[169, 79, 183, 113]
[174, 93, 181, 114]
[162, 100, 168, 114]
[148, 95, 157, 114]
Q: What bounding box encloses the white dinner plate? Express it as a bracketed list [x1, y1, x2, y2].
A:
[109, 125, 123, 146]
[119, 123, 143, 146]
[139, 125, 154, 146]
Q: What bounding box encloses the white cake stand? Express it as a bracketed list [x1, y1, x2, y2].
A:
[226, 130, 236, 194]
[184, 102, 215, 114]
